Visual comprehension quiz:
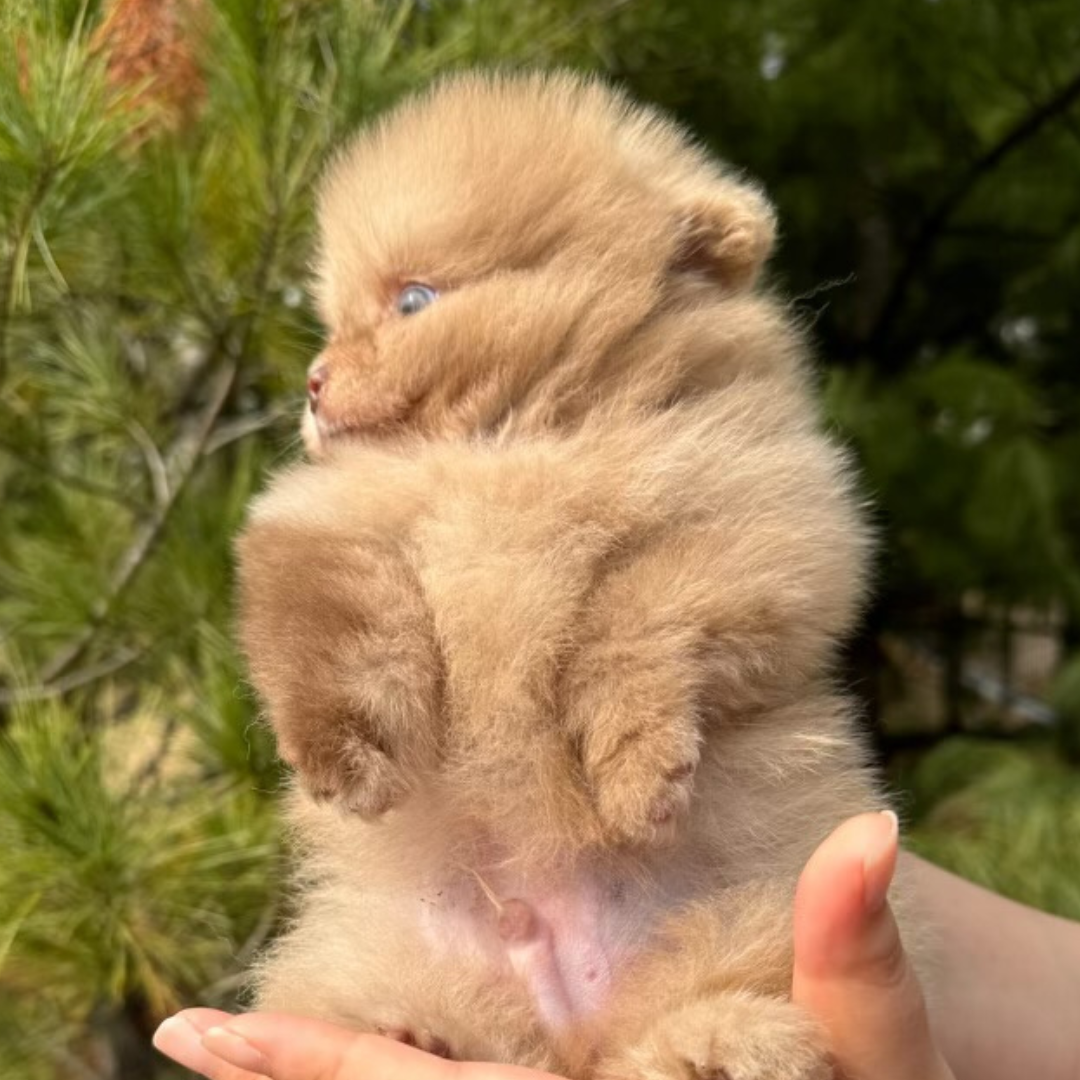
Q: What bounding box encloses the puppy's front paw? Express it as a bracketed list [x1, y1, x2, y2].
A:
[565, 660, 701, 845]
[591, 714, 700, 845]
[602, 992, 831, 1080]
[238, 523, 443, 816]
[282, 722, 411, 817]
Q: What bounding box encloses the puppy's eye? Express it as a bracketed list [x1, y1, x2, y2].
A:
[396, 283, 439, 316]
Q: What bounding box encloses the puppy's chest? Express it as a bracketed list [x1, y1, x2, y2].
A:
[415, 861, 673, 1031]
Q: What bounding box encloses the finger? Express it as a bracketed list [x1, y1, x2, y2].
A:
[792, 811, 955, 1080]
[194, 1013, 451, 1080]
[202, 1012, 556, 1080]
[153, 1010, 267, 1080]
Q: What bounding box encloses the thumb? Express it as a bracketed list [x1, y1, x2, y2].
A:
[792, 812, 954, 1080]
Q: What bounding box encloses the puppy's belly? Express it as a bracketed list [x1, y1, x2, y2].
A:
[417, 862, 666, 1033]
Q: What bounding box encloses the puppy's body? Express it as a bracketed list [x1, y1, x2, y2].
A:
[238, 73, 883, 1080]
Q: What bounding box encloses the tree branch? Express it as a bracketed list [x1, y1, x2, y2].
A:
[0, 648, 142, 706]
[27, 115, 290, 691]
[203, 402, 297, 455]
[0, 162, 55, 386]
[38, 357, 238, 685]
[0, 435, 143, 511]
[200, 899, 280, 1006]
[867, 65, 1080, 362]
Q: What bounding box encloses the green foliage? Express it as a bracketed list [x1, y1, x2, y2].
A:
[0, 699, 277, 1059]
[901, 737, 1080, 919]
[1050, 652, 1080, 762]
[0, 695, 278, 1006]
[825, 354, 1077, 602]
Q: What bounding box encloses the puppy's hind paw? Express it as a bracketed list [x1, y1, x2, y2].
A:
[601, 992, 831, 1080]
[377, 1026, 453, 1059]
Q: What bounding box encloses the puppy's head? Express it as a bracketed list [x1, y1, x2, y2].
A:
[304, 71, 777, 455]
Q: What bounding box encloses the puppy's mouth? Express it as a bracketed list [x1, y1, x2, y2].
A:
[302, 403, 418, 459]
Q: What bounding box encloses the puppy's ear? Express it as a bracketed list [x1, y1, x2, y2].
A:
[672, 179, 777, 291]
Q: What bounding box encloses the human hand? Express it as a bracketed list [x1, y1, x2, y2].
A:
[152, 1008, 552, 1080]
[153, 813, 952, 1080]
[792, 811, 955, 1080]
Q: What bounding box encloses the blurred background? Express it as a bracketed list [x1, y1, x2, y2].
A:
[1, 1, 1078, 1076]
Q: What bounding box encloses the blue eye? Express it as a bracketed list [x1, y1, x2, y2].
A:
[396, 283, 439, 316]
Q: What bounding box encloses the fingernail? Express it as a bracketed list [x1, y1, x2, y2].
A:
[862, 810, 899, 913]
[203, 1026, 270, 1074]
[153, 1016, 215, 1073]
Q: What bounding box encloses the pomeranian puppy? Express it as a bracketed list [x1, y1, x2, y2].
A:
[236, 71, 886, 1080]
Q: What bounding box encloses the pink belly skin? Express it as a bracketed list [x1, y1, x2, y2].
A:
[417, 861, 668, 1034]
[498, 899, 577, 1031]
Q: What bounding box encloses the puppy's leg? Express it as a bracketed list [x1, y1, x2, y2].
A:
[238, 523, 442, 815]
[563, 522, 840, 845]
[562, 589, 704, 845]
[601, 992, 830, 1080]
[598, 883, 832, 1080]
[255, 891, 560, 1073]
[562, 532, 726, 845]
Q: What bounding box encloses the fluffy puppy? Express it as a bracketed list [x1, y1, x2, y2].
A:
[237, 71, 887, 1080]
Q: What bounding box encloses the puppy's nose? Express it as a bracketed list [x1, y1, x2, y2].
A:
[307, 364, 328, 414]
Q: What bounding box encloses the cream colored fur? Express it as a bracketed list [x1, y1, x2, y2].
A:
[236, 71, 893, 1080]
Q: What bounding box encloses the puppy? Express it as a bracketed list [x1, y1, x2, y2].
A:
[236, 71, 886, 1080]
